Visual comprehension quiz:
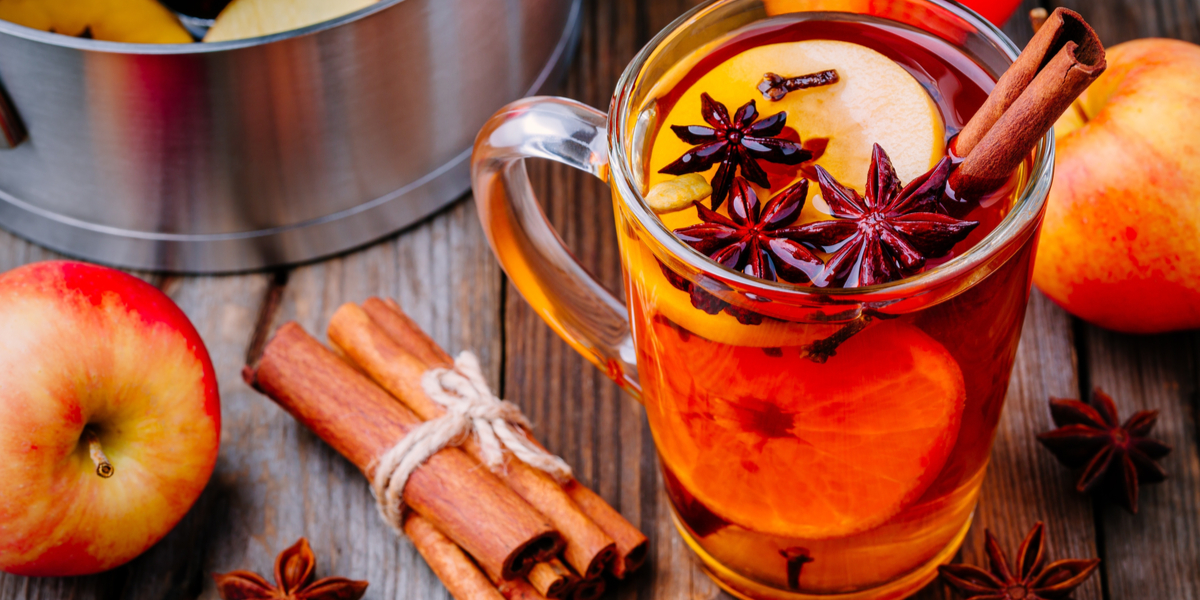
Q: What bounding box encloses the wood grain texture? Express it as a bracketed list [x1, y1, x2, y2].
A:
[1053, 0, 1200, 43]
[1081, 328, 1200, 600]
[0, 0, 1196, 599]
[140, 273, 274, 600]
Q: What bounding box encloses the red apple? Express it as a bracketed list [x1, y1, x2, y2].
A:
[0, 261, 220, 576]
[959, 0, 1022, 27]
[1034, 39, 1200, 333]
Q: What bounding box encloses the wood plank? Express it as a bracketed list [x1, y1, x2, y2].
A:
[1081, 329, 1200, 600]
[0, 232, 63, 268]
[1046, 2, 1200, 599]
[1053, 0, 1200, 44]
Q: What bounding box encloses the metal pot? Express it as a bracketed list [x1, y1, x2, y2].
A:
[0, 0, 580, 272]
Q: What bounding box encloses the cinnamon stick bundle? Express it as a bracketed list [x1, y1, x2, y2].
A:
[246, 323, 562, 580]
[950, 7, 1106, 197]
[330, 301, 618, 580]
[354, 297, 649, 578]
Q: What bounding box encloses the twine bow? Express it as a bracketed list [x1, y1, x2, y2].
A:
[372, 351, 572, 530]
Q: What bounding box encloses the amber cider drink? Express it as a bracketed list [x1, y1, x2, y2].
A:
[612, 13, 1036, 599]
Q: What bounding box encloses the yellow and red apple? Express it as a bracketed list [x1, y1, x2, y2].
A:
[1035, 39, 1200, 334]
[0, 261, 220, 576]
[959, 0, 1023, 27]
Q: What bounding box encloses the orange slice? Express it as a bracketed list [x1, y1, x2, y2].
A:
[622, 238, 842, 347]
[642, 317, 965, 539]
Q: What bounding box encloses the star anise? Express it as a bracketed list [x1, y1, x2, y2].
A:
[1037, 387, 1171, 514]
[659, 93, 811, 210]
[786, 144, 978, 287]
[674, 176, 823, 284]
[938, 522, 1099, 600]
[214, 538, 368, 600]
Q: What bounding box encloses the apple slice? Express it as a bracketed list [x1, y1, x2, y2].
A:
[204, 0, 377, 42]
[649, 39, 945, 196]
[0, 0, 192, 43]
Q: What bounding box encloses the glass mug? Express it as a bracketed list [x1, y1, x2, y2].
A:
[471, 1, 1052, 598]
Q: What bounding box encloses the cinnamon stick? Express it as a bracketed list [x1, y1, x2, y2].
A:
[562, 479, 649, 579]
[527, 558, 579, 599]
[572, 577, 606, 600]
[330, 302, 617, 579]
[246, 323, 562, 580]
[359, 296, 649, 579]
[363, 297, 451, 367]
[405, 512, 556, 600]
[949, 8, 1105, 197]
[496, 575, 553, 600]
[403, 513, 506, 600]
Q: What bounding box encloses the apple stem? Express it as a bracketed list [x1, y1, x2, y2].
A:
[1068, 100, 1090, 124]
[1029, 8, 1049, 33]
[85, 430, 114, 479]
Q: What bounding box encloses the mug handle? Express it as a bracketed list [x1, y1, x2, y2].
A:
[472, 96, 641, 400]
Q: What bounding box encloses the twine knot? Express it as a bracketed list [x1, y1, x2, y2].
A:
[371, 351, 572, 530]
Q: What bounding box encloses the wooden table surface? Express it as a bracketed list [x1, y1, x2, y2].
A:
[1, 1, 1197, 599]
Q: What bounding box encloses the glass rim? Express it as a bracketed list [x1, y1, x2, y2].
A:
[607, 0, 1054, 301]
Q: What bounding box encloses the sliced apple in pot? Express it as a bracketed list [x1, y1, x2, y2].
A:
[0, 0, 192, 43]
[204, 0, 377, 42]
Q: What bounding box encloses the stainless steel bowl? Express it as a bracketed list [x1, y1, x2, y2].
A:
[0, 0, 580, 272]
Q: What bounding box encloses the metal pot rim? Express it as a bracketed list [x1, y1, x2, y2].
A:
[0, 0, 403, 54]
